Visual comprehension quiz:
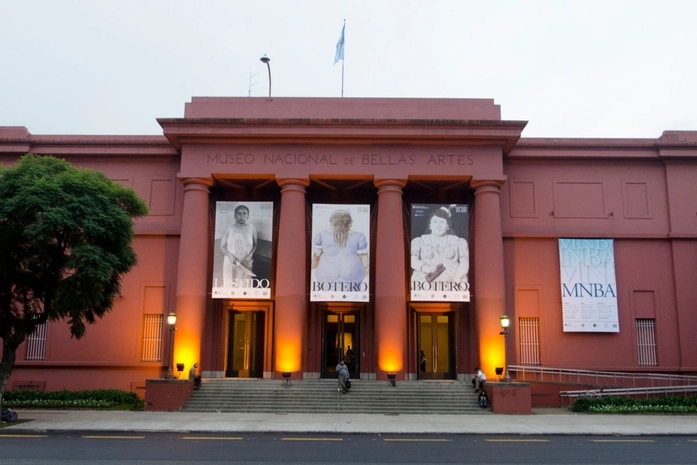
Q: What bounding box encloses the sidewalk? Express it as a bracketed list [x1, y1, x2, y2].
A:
[3, 408, 697, 436]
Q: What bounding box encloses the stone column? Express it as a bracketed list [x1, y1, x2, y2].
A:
[274, 178, 310, 379]
[173, 177, 213, 377]
[471, 180, 507, 380]
[374, 179, 408, 380]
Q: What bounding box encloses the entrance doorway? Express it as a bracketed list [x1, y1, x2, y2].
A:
[418, 313, 456, 380]
[226, 310, 265, 378]
[322, 312, 359, 379]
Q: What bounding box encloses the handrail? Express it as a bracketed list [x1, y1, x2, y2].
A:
[559, 385, 697, 406]
[509, 365, 697, 388]
[561, 385, 697, 399]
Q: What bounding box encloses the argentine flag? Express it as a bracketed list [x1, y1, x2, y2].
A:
[334, 23, 345, 65]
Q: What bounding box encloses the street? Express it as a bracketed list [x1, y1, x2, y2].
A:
[1, 432, 696, 464]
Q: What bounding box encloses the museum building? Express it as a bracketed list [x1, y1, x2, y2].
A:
[2, 97, 696, 400]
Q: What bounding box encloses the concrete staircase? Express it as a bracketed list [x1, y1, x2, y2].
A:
[182, 379, 490, 414]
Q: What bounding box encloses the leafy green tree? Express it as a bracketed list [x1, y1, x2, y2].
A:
[0, 154, 148, 410]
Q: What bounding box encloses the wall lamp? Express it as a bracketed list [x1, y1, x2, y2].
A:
[282, 372, 291, 386]
[387, 373, 397, 387]
[499, 314, 512, 382]
[176, 363, 185, 378]
[165, 312, 177, 379]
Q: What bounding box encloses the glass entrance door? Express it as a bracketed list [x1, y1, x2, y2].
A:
[322, 312, 359, 379]
[226, 311, 265, 378]
[418, 313, 455, 380]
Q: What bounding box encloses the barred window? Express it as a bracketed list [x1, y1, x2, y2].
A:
[518, 317, 541, 365]
[141, 314, 164, 362]
[636, 318, 657, 366]
[26, 322, 47, 361]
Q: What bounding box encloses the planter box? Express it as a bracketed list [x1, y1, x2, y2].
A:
[488, 382, 532, 414]
[144, 379, 194, 411]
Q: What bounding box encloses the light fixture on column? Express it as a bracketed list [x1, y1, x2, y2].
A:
[387, 372, 397, 387]
[165, 312, 177, 379]
[499, 314, 511, 382]
[282, 372, 291, 386]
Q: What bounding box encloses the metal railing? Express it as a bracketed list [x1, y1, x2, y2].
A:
[508, 365, 697, 389]
[560, 385, 697, 405]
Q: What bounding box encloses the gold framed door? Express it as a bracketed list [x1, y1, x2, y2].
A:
[418, 313, 455, 380]
[226, 310, 265, 378]
[322, 312, 359, 379]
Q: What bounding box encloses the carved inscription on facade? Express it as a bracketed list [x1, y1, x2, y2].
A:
[207, 152, 474, 166]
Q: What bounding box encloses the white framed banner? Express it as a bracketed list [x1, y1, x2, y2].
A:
[410, 204, 470, 302]
[310, 204, 370, 302]
[559, 238, 619, 332]
[212, 201, 273, 299]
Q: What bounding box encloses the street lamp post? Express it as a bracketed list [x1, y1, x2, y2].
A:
[165, 312, 177, 379]
[260, 55, 271, 97]
[499, 314, 512, 382]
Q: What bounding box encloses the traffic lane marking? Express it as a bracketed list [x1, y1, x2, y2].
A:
[383, 438, 451, 442]
[181, 436, 243, 440]
[282, 437, 343, 441]
[82, 435, 145, 439]
[0, 434, 48, 438]
[591, 439, 655, 443]
[486, 439, 550, 442]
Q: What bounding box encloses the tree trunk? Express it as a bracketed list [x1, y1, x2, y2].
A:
[0, 335, 22, 412]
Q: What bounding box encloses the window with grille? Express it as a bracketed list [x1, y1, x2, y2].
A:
[141, 314, 164, 362]
[636, 318, 657, 366]
[518, 317, 541, 365]
[25, 322, 47, 360]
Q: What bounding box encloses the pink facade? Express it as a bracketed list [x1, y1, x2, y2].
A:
[1, 98, 696, 402]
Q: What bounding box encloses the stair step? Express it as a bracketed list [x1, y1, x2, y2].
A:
[182, 379, 490, 415]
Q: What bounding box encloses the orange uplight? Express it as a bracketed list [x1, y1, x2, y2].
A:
[173, 330, 201, 375]
[378, 347, 403, 373]
[479, 334, 505, 379]
[275, 338, 301, 372]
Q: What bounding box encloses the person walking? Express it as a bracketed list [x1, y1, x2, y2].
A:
[336, 359, 350, 394]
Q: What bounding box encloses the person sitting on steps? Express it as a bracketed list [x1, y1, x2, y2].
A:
[472, 366, 486, 392]
[478, 389, 489, 408]
[189, 362, 202, 390]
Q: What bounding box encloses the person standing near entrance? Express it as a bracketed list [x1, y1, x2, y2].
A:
[336, 359, 350, 394]
[345, 345, 355, 370]
[220, 204, 257, 287]
[420, 350, 427, 372]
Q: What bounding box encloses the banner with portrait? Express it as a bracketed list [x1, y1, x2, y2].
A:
[410, 204, 470, 302]
[212, 201, 273, 299]
[559, 238, 619, 332]
[310, 204, 370, 302]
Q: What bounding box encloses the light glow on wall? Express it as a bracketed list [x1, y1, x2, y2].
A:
[378, 346, 403, 373]
[479, 334, 505, 380]
[275, 338, 301, 372]
[173, 330, 200, 377]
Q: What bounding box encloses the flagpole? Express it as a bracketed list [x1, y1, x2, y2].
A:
[341, 19, 345, 98]
[334, 19, 346, 98]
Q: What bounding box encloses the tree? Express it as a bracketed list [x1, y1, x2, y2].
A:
[0, 154, 148, 409]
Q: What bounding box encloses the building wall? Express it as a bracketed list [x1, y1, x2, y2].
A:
[2, 132, 182, 394]
[2, 99, 697, 398]
[502, 136, 697, 375]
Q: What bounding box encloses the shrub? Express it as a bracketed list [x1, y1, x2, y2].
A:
[572, 395, 697, 413]
[3, 389, 141, 409]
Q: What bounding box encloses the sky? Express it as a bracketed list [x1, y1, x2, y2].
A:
[1, 0, 696, 139]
